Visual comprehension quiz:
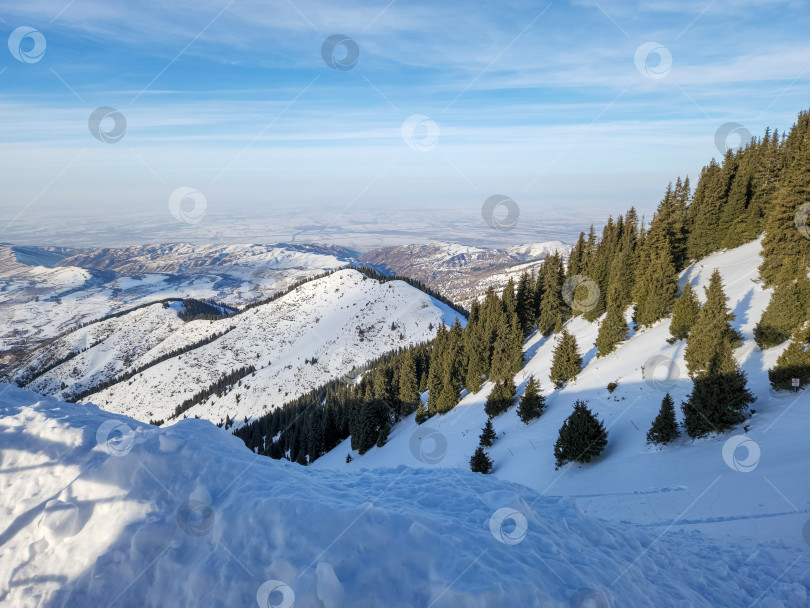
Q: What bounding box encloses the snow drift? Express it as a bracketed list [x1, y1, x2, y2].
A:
[1, 385, 807, 607]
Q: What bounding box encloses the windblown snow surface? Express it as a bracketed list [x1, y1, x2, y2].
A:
[1, 385, 808, 608]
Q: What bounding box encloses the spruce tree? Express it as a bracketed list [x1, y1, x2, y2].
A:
[426, 323, 447, 415]
[768, 322, 810, 390]
[595, 302, 628, 357]
[759, 111, 810, 286]
[485, 377, 516, 418]
[479, 417, 497, 447]
[754, 276, 810, 349]
[669, 282, 701, 341]
[464, 300, 489, 393]
[490, 311, 524, 380]
[537, 253, 566, 336]
[397, 349, 421, 415]
[682, 342, 754, 438]
[434, 318, 465, 413]
[632, 235, 678, 328]
[415, 402, 429, 425]
[605, 246, 634, 312]
[553, 401, 608, 468]
[549, 329, 583, 388]
[469, 446, 493, 474]
[516, 271, 535, 334]
[516, 375, 545, 424]
[646, 393, 680, 445]
[684, 269, 742, 376]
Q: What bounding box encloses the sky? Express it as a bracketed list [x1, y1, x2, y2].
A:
[0, 0, 809, 248]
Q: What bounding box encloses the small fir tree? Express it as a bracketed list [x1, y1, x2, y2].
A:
[768, 322, 810, 390]
[754, 276, 810, 349]
[415, 402, 429, 425]
[681, 343, 755, 438]
[469, 446, 493, 474]
[684, 269, 742, 376]
[646, 393, 680, 445]
[516, 375, 546, 424]
[554, 401, 608, 468]
[479, 418, 497, 447]
[595, 303, 628, 357]
[485, 377, 517, 418]
[549, 329, 583, 388]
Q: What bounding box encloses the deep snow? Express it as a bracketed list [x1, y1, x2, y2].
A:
[315, 239, 810, 571]
[1, 385, 808, 607]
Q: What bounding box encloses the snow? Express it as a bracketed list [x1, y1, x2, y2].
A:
[21, 270, 463, 426]
[0, 243, 352, 358]
[2, 384, 808, 607]
[314, 239, 810, 592]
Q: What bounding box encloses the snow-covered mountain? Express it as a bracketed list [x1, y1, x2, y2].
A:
[0, 240, 562, 363]
[2, 384, 806, 607]
[313, 239, 810, 578]
[359, 240, 570, 307]
[10, 269, 463, 426]
[0, 243, 355, 364]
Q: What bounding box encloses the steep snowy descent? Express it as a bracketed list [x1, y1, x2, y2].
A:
[1, 385, 807, 607]
[315, 239, 810, 567]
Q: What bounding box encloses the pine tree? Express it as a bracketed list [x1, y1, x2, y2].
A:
[516, 375, 545, 424]
[427, 323, 447, 415]
[516, 272, 535, 334]
[469, 446, 493, 474]
[684, 269, 742, 376]
[537, 253, 566, 336]
[686, 152, 737, 259]
[595, 302, 628, 357]
[646, 393, 680, 445]
[397, 349, 421, 415]
[759, 111, 810, 286]
[553, 401, 608, 468]
[479, 418, 497, 447]
[605, 246, 634, 312]
[432, 319, 465, 414]
[415, 402, 429, 425]
[754, 276, 810, 349]
[768, 322, 810, 390]
[669, 282, 701, 341]
[552, 313, 563, 335]
[549, 329, 583, 388]
[464, 300, 489, 393]
[681, 360, 755, 438]
[485, 377, 516, 418]
[632, 235, 678, 328]
[490, 310, 523, 381]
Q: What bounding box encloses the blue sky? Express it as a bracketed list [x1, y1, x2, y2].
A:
[1, 0, 809, 246]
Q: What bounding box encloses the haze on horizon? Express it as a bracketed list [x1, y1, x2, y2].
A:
[1, 0, 808, 247]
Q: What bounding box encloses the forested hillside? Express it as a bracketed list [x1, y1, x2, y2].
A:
[237, 109, 810, 467]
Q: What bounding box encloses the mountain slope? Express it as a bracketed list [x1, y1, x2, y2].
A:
[315, 239, 810, 559]
[0, 243, 353, 361]
[18, 269, 463, 425]
[1, 385, 806, 607]
[359, 240, 570, 306]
